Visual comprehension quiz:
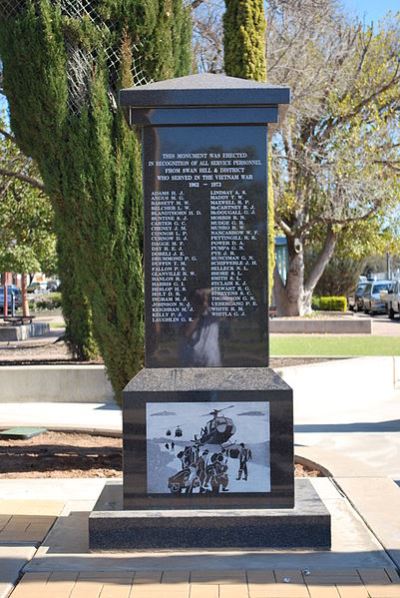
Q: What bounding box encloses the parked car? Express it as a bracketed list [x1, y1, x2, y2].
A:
[349, 282, 368, 312]
[386, 280, 400, 319]
[46, 280, 60, 292]
[362, 280, 393, 315]
[379, 281, 395, 314]
[0, 285, 22, 312]
[27, 281, 47, 294]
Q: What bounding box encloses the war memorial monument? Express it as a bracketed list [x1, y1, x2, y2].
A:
[89, 73, 331, 550]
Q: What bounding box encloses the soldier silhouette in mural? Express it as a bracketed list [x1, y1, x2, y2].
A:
[210, 452, 229, 492]
[197, 450, 208, 492]
[236, 443, 252, 481]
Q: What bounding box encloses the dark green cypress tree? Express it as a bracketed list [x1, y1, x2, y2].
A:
[223, 0, 276, 297]
[223, 0, 267, 79]
[0, 0, 192, 396]
[172, 2, 192, 77]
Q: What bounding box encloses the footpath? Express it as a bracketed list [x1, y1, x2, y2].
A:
[0, 373, 400, 596]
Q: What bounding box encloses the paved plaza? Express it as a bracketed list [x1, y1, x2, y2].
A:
[0, 475, 400, 598]
[0, 349, 399, 598]
[8, 568, 400, 597]
[0, 374, 400, 597]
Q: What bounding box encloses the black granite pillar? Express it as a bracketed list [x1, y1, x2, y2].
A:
[143, 123, 268, 368]
[118, 74, 297, 512]
[89, 74, 331, 550]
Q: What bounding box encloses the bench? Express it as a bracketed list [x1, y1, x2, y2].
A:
[1, 315, 36, 325]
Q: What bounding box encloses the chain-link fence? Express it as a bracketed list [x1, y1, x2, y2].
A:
[0, 0, 151, 113]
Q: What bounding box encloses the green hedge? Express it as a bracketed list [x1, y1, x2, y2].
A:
[35, 292, 62, 311]
[312, 296, 348, 312]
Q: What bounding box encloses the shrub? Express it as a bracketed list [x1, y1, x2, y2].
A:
[35, 292, 62, 311]
[312, 296, 320, 310]
[312, 296, 347, 312]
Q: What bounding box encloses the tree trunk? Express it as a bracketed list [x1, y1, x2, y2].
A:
[55, 231, 98, 361]
[21, 273, 29, 317]
[274, 238, 309, 316]
[274, 228, 337, 316]
[304, 228, 337, 296]
[2, 271, 13, 317]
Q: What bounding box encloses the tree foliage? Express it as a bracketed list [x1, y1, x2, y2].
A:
[0, 124, 56, 275]
[223, 0, 276, 298]
[267, 0, 400, 314]
[185, 1, 400, 313]
[223, 0, 266, 79]
[0, 0, 192, 394]
[307, 215, 395, 296]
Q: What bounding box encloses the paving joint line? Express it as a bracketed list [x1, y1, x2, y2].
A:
[330, 476, 400, 575]
[2, 508, 62, 596]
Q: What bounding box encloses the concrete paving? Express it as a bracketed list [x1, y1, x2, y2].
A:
[294, 386, 400, 481]
[334, 477, 400, 569]
[0, 402, 121, 435]
[9, 568, 400, 598]
[1, 360, 400, 596]
[0, 479, 106, 502]
[369, 314, 400, 336]
[22, 478, 394, 572]
[0, 544, 36, 598]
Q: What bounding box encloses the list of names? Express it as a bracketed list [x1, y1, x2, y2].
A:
[148, 151, 262, 323]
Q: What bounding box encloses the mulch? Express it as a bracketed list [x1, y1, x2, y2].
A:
[0, 431, 322, 479]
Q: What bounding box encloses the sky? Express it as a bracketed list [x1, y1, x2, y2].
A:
[343, 0, 399, 23]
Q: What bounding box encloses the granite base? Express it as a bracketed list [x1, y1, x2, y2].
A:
[89, 479, 331, 551]
[123, 367, 294, 510]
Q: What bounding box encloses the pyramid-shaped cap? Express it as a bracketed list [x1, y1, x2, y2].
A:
[120, 73, 290, 108]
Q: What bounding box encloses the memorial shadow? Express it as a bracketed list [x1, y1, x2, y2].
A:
[0, 513, 55, 547]
[94, 403, 120, 411]
[0, 557, 37, 584]
[0, 443, 122, 474]
[295, 419, 400, 433]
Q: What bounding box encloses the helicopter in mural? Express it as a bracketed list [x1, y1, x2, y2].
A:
[199, 406, 236, 445]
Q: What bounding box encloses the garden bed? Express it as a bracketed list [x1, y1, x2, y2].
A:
[0, 431, 323, 479]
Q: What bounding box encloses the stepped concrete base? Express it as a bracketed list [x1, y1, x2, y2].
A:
[89, 479, 331, 551]
[0, 323, 50, 341]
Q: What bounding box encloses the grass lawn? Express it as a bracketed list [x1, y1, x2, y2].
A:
[49, 322, 65, 329]
[270, 335, 400, 357]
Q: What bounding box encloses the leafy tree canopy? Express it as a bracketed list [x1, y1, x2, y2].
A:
[267, 0, 400, 314]
[0, 122, 57, 275]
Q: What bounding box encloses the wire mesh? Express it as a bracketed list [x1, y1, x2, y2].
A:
[66, 44, 93, 113]
[0, 0, 25, 18]
[0, 0, 152, 114]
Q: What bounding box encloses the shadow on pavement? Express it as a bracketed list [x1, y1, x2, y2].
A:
[295, 420, 400, 433]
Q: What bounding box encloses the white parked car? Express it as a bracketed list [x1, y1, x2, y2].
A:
[386, 280, 400, 319]
[362, 280, 392, 315]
